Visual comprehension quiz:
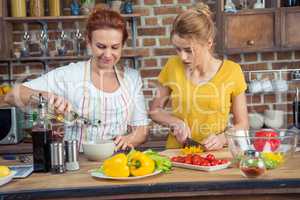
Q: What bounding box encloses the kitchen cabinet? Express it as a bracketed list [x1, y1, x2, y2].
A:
[281, 7, 300, 49]
[0, 149, 300, 200]
[0, 0, 141, 84]
[216, 0, 300, 54]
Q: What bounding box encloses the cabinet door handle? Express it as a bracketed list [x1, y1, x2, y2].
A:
[247, 40, 255, 46]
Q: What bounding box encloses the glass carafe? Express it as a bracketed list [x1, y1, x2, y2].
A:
[240, 150, 266, 178]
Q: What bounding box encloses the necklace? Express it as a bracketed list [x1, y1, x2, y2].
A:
[186, 67, 212, 85]
[186, 60, 223, 85]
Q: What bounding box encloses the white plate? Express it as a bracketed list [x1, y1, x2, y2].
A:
[172, 162, 231, 172]
[91, 170, 161, 180]
[0, 170, 16, 186]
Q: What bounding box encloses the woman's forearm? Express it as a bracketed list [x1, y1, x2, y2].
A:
[233, 122, 249, 130]
[127, 125, 149, 147]
[150, 110, 182, 127]
[4, 85, 48, 109]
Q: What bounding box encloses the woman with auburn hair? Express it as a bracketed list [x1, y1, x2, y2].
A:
[5, 9, 149, 150]
[150, 3, 248, 150]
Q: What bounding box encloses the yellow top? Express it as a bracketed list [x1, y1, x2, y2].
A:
[158, 56, 247, 148]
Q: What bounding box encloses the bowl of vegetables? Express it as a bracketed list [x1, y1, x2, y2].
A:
[225, 128, 298, 169]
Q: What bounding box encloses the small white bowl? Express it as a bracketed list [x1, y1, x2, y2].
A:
[264, 110, 284, 129]
[82, 140, 116, 161]
[249, 113, 264, 129]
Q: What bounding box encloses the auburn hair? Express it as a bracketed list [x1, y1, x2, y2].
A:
[86, 8, 128, 45]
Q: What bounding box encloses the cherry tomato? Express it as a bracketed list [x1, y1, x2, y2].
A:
[210, 160, 218, 166]
[171, 157, 179, 162]
[177, 156, 185, 163]
[206, 154, 216, 162]
[201, 160, 210, 166]
[185, 156, 192, 164]
[220, 159, 228, 164]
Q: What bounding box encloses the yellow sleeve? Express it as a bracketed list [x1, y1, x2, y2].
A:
[158, 58, 172, 85]
[232, 63, 247, 97]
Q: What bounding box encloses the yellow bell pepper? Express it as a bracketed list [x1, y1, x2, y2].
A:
[129, 151, 155, 177]
[261, 152, 284, 169]
[102, 153, 130, 177]
[181, 146, 204, 155]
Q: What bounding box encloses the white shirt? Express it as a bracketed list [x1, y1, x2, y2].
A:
[23, 60, 149, 149]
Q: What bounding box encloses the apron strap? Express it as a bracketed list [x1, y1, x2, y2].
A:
[79, 60, 91, 148]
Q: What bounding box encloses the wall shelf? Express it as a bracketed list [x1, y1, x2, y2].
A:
[0, 0, 142, 84]
[3, 13, 141, 22]
[0, 53, 142, 62]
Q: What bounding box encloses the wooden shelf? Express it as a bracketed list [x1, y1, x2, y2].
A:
[3, 13, 141, 22]
[223, 8, 276, 16]
[0, 53, 142, 62]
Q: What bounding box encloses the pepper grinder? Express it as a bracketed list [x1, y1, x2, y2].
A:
[50, 140, 65, 174]
[65, 140, 80, 171]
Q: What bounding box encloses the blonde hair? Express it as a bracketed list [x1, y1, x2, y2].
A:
[171, 2, 215, 43]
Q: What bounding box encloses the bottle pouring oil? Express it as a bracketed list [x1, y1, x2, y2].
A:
[31, 94, 52, 172]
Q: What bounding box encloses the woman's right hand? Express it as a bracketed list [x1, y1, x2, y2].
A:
[48, 93, 72, 114]
[170, 120, 191, 144]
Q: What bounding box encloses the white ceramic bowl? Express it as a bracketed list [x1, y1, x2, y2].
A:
[249, 113, 264, 129]
[82, 140, 116, 161]
[264, 110, 284, 129]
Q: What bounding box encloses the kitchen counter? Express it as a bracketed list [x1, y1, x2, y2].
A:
[0, 149, 300, 200]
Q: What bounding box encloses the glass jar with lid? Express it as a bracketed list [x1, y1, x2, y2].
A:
[240, 150, 266, 178]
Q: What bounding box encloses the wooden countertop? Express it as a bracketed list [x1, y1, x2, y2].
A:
[0, 149, 300, 200]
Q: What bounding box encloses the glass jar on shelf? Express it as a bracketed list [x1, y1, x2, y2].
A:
[30, 0, 45, 17]
[11, 0, 27, 17]
[49, 0, 62, 16]
[240, 150, 266, 178]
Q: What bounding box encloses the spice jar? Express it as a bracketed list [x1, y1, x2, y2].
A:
[240, 150, 266, 178]
[11, 0, 26, 17]
[30, 0, 45, 17]
[49, 0, 61, 16]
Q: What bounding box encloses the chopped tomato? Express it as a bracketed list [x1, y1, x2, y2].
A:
[205, 154, 216, 162]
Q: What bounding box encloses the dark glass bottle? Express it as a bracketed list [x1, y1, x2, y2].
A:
[31, 93, 52, 172]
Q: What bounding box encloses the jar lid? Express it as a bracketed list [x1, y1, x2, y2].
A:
[244, 149, 260, 157]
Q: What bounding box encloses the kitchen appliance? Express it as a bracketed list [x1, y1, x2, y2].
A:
[0, 107, 25, 144]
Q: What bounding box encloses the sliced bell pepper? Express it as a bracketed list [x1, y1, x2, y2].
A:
[254, 129, 281, 152]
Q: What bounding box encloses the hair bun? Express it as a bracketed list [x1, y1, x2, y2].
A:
[194, 2, 212, 18]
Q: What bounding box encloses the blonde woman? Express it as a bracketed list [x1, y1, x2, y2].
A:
[150, 3, 248, 150]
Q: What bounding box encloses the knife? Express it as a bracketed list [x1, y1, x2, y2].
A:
[183, 137, 206, 149]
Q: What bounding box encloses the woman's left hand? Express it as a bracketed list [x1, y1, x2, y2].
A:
[114, 135, 134, 150]
[202, 134, 227, 151]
